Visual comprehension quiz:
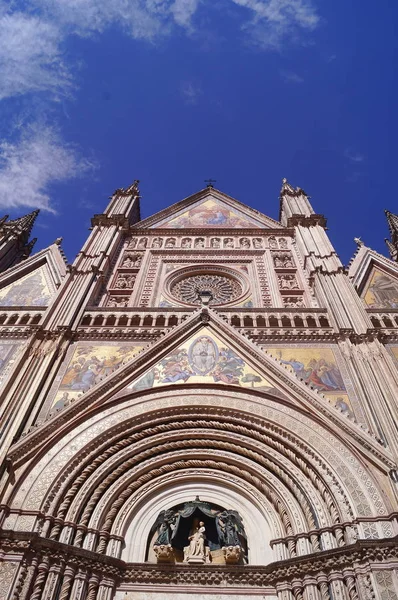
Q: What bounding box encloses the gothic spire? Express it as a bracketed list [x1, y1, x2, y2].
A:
[6, 209, 40, 236]
[385, 210, 398, 261]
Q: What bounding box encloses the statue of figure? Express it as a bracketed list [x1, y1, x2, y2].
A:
[279, 237, 288, 249]
[154, 509, 176, 546]
[184, 520, 206, 561]
[217, 511, 241, 547]
[224, 238, 234, 248]
[274, 255, 284, 268]
[269, 236, 278, 249]
[195, 238, 205, 248]
[165, 238, 176, 248]
[211, 238, 221, 248]
[240, 237, 250, 249]
[137, 238, 147, 249]
[253, 238, 263, 248]
[152, 237, 163, 248]
[181, 238, 192, 248]
[122, 255, 133, 268]
[284, 256, 294, 268]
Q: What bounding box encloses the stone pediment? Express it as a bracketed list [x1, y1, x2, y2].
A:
[348, 243, 398, 309]
[9, 308, 393, 471]
[134, 188, 282, 230]
[0, 242, 66, 308]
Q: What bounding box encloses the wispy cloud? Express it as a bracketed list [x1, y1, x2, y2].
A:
[180, 80, 202, 104]
[0, 11, 71, 100]
[280, 70, 304, 83]
[231, 0, 320, 48]
[344, 148, 364, 163]
[0, 124, 95, 212]
[0, 0, 322, 211]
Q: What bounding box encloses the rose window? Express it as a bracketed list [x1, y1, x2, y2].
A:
[170, 274, 242, 306]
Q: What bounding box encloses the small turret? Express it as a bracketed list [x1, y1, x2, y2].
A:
[0, 209, 39, 272]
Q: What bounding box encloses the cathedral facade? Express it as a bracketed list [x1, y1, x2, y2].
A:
[0, 180, 398, 600]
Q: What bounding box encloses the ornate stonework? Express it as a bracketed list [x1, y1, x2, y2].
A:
[1, 181, 398, 600]
[170, 273, 242, 305]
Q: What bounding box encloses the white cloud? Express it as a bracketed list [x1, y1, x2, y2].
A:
[231, 0, 319, 48]
[0, 11, 71, 100]
[180, 80, 202, 103]
[0, 0, 321, 101]
[0, 125, 95, 212]
[280, 70, 304, 83]
[344, 148, 364, 163]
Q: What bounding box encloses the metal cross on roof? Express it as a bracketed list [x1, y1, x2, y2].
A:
[204, 179, 217, 187]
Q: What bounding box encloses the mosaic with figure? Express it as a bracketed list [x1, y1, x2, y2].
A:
[363, 268, 398, 308]
[267, 347, 352, 414]
[0, 343, 22, 386]
[51, 344, 144, 409]
[159, 199, 260, 229]
[129, 332, 275, 392]
[0, 268, 52, 306]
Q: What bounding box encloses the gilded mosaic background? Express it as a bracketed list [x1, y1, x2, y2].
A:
[159, 199, 260, 229]
[51, 344, 144, 409]
[128, 332, 274, 393]
[267, 347, 352, 413]
[362, 268, 398, 309]
[0, 268, 52, 306]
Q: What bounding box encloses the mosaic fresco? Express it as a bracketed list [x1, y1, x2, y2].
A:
[0, 268, 52, 306]
[159, 199, 260, 229]
[390, 347, 398, 364]
[0, 343, 21, 386]
[51, 344, 144, 409]
[362, 268, 398, 308]
[128, 332, 273, 392]
[267, 347, 352, 413]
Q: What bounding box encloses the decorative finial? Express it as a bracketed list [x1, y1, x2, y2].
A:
[54, 237, 63, 245]
[204, 179, 216, 188]
[354, 237, 363, 247]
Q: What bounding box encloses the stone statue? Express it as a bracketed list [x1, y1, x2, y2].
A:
[137, 238, 147, 249]
[154, 509, 176, 546]
[184, 519, 206, 562]
[217, 511, 241, 547]
[181, 238, 192, 248]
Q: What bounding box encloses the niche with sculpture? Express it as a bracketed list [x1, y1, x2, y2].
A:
[147, 496, 247, 565]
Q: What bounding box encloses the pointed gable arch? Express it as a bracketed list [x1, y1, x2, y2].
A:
[348, 243, 398, 309]
[134, 187, 282, 230]
[8, 308, 393, 475]
[0, 242, 66, 308]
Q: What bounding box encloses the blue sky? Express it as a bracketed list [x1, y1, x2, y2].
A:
[0, 0, 397, 264]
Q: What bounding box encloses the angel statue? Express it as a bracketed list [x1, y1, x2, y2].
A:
[216, 510, 244, 547]
[153, 509, 177, 546]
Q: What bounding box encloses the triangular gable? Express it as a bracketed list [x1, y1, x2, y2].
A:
[0, 266, 52, 307]
[361, 267, 398, 309]
[0, 242, 66, 308]
[348, 244, 398, 309]
[135, 188, 282, 230]
[156, 197, 265, 229]
[9, 308, 393, 470]
[127, 330, 276, 394]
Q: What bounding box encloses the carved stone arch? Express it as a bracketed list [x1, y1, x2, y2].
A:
[43, 403, 349, 531]
[82, 448, 308, 547]
[115, 471, 280, 565]
[7, 388, 390, 549]
[61, 425, 329, 544]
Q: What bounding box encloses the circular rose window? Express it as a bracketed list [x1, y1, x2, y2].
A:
[170, 273, 243, 306]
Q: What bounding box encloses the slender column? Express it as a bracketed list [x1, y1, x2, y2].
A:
[86, 574, 100, 600]
[69, 569, 88, 600]
[30, 556, 50, 600]
[58, 565, 76, 600]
